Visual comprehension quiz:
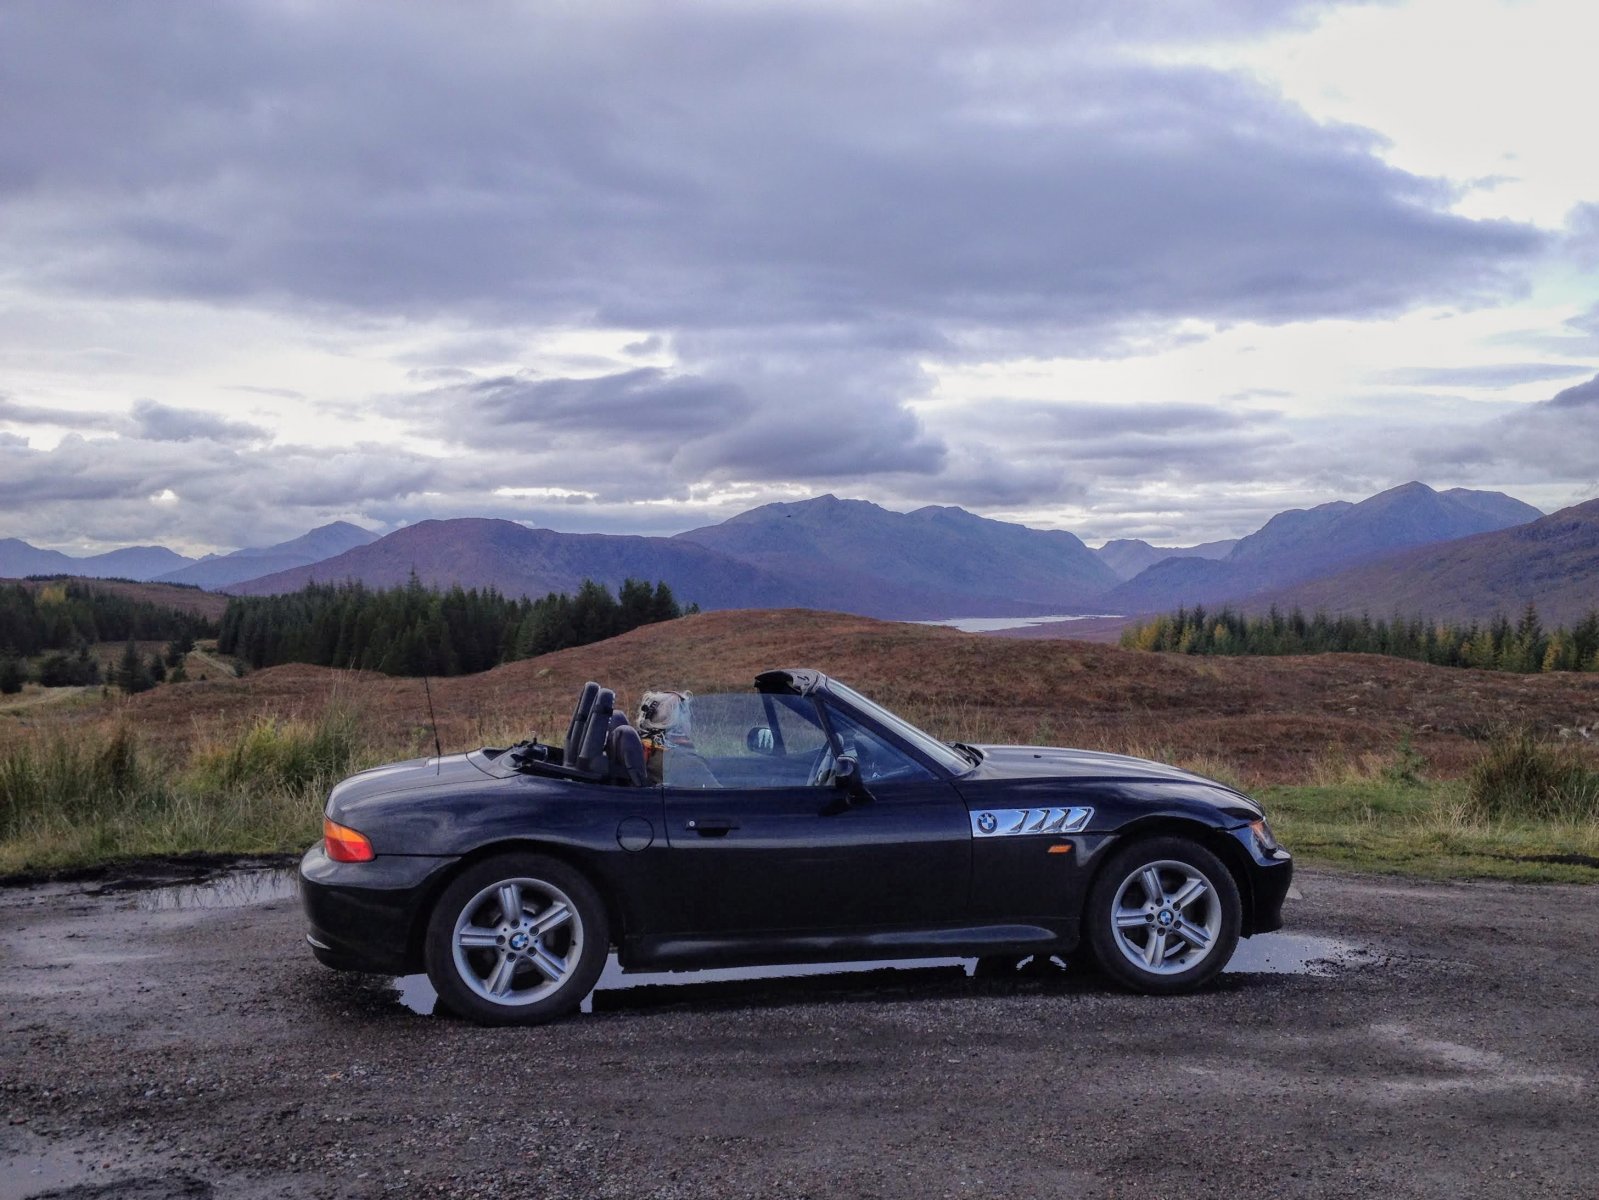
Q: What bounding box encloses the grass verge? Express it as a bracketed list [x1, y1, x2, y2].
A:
[0, 706, 378, 876]
[1262, 779, 1599, 883]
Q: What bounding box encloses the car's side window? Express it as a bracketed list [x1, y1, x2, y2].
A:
[821, 703, 935, 785]
[659, 693, 826, 790]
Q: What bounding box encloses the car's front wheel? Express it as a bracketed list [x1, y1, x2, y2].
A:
[423, 853, 610, 1025]
[1084, 836, 1240, 995]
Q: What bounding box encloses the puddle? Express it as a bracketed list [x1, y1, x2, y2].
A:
[385, 931, 1375, 1017]
[387, 954, 976, 1016]
[1226, 932, 1371, 976]
[0, 1128, 168, 1200]
[913, 613, 1118, 633]
[134, 869, 299, 912]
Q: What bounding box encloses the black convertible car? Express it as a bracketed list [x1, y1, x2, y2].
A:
[301, 669, 1292, 1025]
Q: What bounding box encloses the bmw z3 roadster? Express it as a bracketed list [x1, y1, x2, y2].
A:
[300, 669, 1292, 1025]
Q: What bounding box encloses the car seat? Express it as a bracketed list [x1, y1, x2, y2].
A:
[608, 724, 649, 786]
[574, 687, 615, 776]
[563, 682, 601, 767]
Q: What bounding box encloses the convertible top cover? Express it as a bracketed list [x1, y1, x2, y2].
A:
[754, 668, 823, 696]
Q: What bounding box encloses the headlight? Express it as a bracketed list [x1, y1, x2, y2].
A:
[1249, 818, 1279, 854]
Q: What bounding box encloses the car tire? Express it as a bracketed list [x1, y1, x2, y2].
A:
[1084, 836, 1240, 996]
[423, 853, 610, 1026]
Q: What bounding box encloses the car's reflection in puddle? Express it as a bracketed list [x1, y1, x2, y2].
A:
[386, 932, 1374, 1018]
[132, 867, 299, 911]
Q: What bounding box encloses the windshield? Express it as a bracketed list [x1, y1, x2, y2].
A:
[824, 681, 972, 775]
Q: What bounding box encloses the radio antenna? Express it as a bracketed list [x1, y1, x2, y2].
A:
[423, 673, 443, 769]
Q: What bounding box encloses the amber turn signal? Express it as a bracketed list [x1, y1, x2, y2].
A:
[1047, 843, 1072, 855]
[324, 817, 375, 862]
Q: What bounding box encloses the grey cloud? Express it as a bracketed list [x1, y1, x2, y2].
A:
[0, 396, 119, 430]
[1379, 363, 1594, 388]
[891, 399, 1294, 520]
[1413, 372, 1599, 479]
[131, 400, 269, 443]
[444, 369, 751, 440]
[0, 430, 442, 549]
[227, 385, 304, 400]
[0, 0, 1573, 548]
[0, 1, 1541, 346]
[1565, 202, 1599, 268]
[398, 362, 946, 491]
[1547, 374, 1599, 409]
[980, 400, 1266, 439]
[1569, 305, 1599, 338]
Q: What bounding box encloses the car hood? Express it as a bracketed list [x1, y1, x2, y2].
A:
[967, 745, 1262, 815]
[327, 751, 499, 811]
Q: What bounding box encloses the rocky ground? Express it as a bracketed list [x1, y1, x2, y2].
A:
[1, 863, 1594, 1199]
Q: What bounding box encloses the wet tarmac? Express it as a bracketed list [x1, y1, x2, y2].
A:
[5, 862, 1594, 1198]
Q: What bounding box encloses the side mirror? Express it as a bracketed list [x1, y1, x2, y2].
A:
[745, 725, 776, 754]
[832, 754, 869, 802]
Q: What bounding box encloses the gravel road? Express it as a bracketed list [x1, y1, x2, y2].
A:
[1, 864, 1593, 1199]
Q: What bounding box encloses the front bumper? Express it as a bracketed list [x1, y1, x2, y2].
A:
[1235, 828, 1293, 936]
[299, 844, 458, 974]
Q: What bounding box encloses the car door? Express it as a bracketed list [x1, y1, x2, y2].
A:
[657, 692, 971, 935]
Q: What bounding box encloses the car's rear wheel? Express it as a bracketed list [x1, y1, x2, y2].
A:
[1085, 836, 1240, 995]
[423, 853, 609, 1025]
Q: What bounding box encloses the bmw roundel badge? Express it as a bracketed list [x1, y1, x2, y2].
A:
[977, 812, 997, 834]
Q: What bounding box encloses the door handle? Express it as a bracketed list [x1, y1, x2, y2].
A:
[686, 818, 739, 837]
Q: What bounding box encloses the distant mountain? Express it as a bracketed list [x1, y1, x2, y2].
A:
[1094, 538, 1237, 581]
[1228, 483, 1540, 573]
[0, 538, 76, 578]
[156, 521, 378, 589]
[227, 518, 818, 610]
[0, 538, 194, 581]
[1106, 482, 1543, 614]
[674, 495, 1119, 618]
[230, 499, 1119, 619]
[1255, 498, 1599, 625]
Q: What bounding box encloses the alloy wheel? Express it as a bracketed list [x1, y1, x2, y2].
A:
[451, 876, 585, 1007]
[1108, 859, 1223, 976]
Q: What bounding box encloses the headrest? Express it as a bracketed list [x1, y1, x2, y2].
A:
[563, 681, 601, 767]
[575, 687, 615, 774]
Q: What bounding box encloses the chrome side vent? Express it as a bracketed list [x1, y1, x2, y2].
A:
[971, 807, 1092, 838]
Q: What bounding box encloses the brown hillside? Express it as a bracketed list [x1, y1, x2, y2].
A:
[1254, 498, 1599, 625]
[20, 609, 1599, 785]
[9, 576, 229, 620]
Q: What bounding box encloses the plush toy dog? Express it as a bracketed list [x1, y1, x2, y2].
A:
[636, 690, 717, 787]
[637, 689, 692, 739]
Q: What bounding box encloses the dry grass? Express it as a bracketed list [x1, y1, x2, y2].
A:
[1, 609, 1596, 878]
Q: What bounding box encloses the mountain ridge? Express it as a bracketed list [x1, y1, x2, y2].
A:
[1248, 498, 1599, 625]
[155, 521, 378, 589]
[1105, 482, 1543, 613]
[0, 539, 194, 582]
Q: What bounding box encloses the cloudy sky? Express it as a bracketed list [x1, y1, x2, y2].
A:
[2, 0, 1596, 555]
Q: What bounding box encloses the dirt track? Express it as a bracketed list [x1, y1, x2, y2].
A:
[1, 864, 1595, 1199]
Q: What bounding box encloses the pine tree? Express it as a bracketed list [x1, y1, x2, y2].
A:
[114, 639, 154, 694]
[0, 652, 25, 695]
